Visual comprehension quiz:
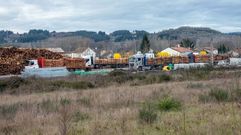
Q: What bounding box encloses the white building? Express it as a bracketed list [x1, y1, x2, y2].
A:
[161, 47, 192, 56]
[64, 47, 96, 59]
[80, 47, 96, 58]
[45, 48, 65, 53]
[202, 47, 218, 55]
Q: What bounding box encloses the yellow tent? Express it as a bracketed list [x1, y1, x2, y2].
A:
[200, 50, 207, 55]
[114, 53, 121, 59]
[156, 51, 170, 57]
[163, 66, 171, 71]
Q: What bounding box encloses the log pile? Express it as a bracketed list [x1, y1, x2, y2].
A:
[45, 59, 64, 67]
[95, 58, 129, 65]
[0, 47, 63, 75]
[63, 58, 86, 69]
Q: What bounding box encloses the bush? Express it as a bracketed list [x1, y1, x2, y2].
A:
[76, 97, 91, 107]
[60, 98, 71, 106]
[187, 83, 204, 89]
[109, 70, 127, 77]
[39, 99, 58, 113]
[145, 75, 157, 84]
[209, 88, 229, 102]
[0, 81, 7, 93]
[232, 88, 241, 101]
[198, 94, 213, 103]
[158, 74, 171, 82]
[51, 81, 95, 90]
[72, 111, 90, 123]
[158, 97, 182, 111]
[139, 102, 157, 124]
[0, 102, 28, 120]
[133, 74, 146, 80]
[0, 77, 28, 93]
[113, 75, 133, 84]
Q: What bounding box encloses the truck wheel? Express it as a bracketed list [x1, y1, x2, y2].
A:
[138, 66, 143, 71]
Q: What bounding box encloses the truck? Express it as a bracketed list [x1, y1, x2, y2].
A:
[129, 51, 212, 71]
[21, 58, 88, 78]
[129, 51, 157, 71]
[22, 59, 70, 78]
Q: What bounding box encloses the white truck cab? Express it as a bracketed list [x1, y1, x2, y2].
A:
[25, 60, 39, 69]
[82, 55, 94, 67]
[129, 51, 155, 71]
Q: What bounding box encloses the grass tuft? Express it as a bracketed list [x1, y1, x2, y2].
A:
[158, 97, 182, 111]
[139, 102, 157, 124]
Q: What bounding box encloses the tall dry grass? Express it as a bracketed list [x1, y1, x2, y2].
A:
[0, 69, 241, 134]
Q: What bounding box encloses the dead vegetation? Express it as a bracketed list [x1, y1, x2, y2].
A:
[0, 69, 241, 134]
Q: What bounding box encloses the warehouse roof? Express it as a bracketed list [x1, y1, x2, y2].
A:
[45, 48, 64, 53]
[171, 47, 193, 53]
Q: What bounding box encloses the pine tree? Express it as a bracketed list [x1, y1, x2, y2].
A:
[218, 44, 229, 54]
[140, 34, 150, 53]
[180, 38, 195, 49]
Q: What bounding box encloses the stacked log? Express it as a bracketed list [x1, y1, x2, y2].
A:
[63, 58, 86, 69]
[194, 55, 210, 63]
[172, 56, 181, 64]
[214, 55, 229, 61]
[180, 56, 189, 63]
[45, 59, 64, 67]
[0, 47, 63, 75]
[95, 58, 128, 65]
[147, 58, 155, 65]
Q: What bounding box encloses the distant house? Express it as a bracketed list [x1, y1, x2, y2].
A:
[63, 47, 96, 59]
[45, 48, 65, 53]
[80, 47, 96, 58]
[63, 53, 81, 58]
[229, 48, 241, 57]
[100, 50, 113, 58]
[202, 47, 218, 55]
[161, 47, 193, 56]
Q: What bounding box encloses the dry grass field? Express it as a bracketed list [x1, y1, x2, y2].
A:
[0, 68, 241, 135]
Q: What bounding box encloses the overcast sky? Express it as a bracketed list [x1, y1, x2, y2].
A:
[1, 0, 241, 33]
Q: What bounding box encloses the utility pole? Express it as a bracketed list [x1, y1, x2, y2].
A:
[211, 38, 214, 66]
[6, 30, 9, 43]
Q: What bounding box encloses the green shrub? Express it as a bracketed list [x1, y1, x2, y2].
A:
[209, 88, 229, 102]
[109, 70, 127, 77]
[158, 97, 182, 111]
[198, 94, 213, 103]
[60, 98, 71, 106]
[139, 102, 157, 124]
[72, 111, 90, 123]
[51, 81, 95, 90]
[7, 77, 28, 89]
[145, 75, 157, 84]
[39, 99, 58, 113]
[232, 88, 241, 101]
[158, 74, 171, 82]
[0, 77, 28, 93]
[187, 83, 204, 89]
[0, 81, 7, 93]
[76, 97, 91, 107]
[69, 81, 95, 89]
[113, 75, 133, 84]
[0, 103, 26, 120]
[230, 79, 241, 101]
[133, 74, 146, 80]
[0, 124, 17, 135]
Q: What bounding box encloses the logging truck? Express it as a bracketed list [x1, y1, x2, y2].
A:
[128, 51, 229, 71]
[21, 58, 89, 77]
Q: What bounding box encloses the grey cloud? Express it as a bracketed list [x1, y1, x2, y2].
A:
[0, 0, 241, 33]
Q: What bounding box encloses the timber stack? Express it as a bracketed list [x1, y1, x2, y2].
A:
[0, 47, 63, 75]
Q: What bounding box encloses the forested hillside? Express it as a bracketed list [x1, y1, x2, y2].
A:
[1, 27, 241, 53]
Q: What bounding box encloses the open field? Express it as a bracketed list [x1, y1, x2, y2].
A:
[0, 69, 241, 135]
